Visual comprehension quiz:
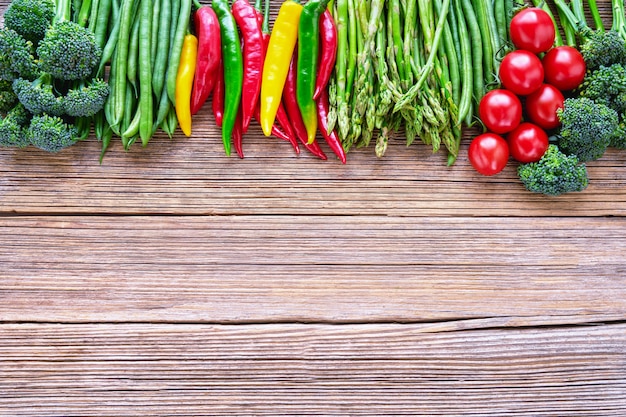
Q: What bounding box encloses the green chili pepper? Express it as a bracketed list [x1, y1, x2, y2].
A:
[212, 0, 243, 156]
[297, 0, 331, 144]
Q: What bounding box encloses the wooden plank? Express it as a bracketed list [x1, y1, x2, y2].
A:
[1, 215, 625, 323]
[2, 132, 626, 217]
[1, 322, 625, 416]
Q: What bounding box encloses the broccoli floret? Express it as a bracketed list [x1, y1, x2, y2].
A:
[26, 113, 78, 152]
[12, 74, 65, 116]
[557, 97, 620, 162]
[63, 78, 109, 117]
[610, 120, 626, 149]
[0, 103, 31, 148]
[518, 144, 589, 196]
[578, 64, 626, 116]
[580, 30, 626, 71]
[3, 0, 55, 44]
[0, 80, 18, 113]
[36, 20, 101, 81]
[0, 28, 39, 81]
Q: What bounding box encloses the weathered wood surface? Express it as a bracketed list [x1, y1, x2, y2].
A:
[2, 323, 626, 416]
[2, 0, 626, 415]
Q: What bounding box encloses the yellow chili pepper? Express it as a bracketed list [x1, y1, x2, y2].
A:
[259, 0, 303, 137]
[175, 33, 198, 137]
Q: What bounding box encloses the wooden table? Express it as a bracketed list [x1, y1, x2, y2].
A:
[2, 1, 626, 415]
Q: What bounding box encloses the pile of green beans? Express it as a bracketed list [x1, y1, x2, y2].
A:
[94, 0, 191, 158]
[327, 0, 519, 165]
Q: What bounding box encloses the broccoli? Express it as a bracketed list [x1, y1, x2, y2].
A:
[579, 30, 626, 71]
[12, 74, 65, 116]
[554, 0, 626, 70]
[3, 0, 55, 45]
[0, 80, 18, 113]
[36, 20, 101, 81]
[0, 103, 31, 148]
[63, 78, 109, 117]
[578, 63, 626, 116]
[518, 144, 589, 196]
[557, 97, 620, 162]
[26, 113, 78, 152]
[0, 27, 39, 81]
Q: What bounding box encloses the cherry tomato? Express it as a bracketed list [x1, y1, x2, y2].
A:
[509, 8, 556, 54]
[525, 84, 565, 130]
[468, 133, 510, 176]
[542, 46, 586, 91]
[507, 122, 549, 163]
[499, 50, 544, 96]
[479, 89, 523, 134]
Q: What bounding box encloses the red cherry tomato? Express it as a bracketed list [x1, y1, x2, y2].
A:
[478, 89, 523, 134]
[499, 50, 544, 96]
[542, 46, 586, 91]
[507, 122, 549, 163]
[509, 8, 556, 54]
[525, 84, 565, 130]
[468, 133, 510, 176]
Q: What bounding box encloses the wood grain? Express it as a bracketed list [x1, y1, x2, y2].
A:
[1, 0, 626, 415]
[1, 215, 625, 323]
[1, 323, 625, 416]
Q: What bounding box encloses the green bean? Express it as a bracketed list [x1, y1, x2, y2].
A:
[152, 0, 171, 99]
[94, 0, 113, 49]
[470, 0, 494, 86]
[110, 0, 137, 130]
[494, 0, 507, 46]
[99, 124, 113, 164]
[127, 12, 140, 97]
[121, 83, 137, 148]
[166, 0, 191, 105]
[434, 0, 460, 109]
[96, 0, 121, 76]
[89, 0, 100, 32]
[452, 0, 473, 124]
[460, 0, 484, 105]
[153, 86, 171, 136]
[138, 0, 153, 145]
[481, 0, 502, 74]
[151, 0, 160, 70]
[122, 107, 141, 146]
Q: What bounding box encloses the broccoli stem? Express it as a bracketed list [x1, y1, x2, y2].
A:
[612, 0, 626, 40]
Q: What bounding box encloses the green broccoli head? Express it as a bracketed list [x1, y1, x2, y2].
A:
[557, 97, 620, 162]
[578, 63, 626, 115]
[0, 103, 31, 148]
[27, 113, 78, 152]
[0, 80, 18, 113]
[36, 21, 102, 81]
[580, 30, 626, 71]
[63, 78, 109, 117]
[3, 0, 55, 44]
[12, 74, 65, 116]
[517, 144, 589, 196]
[0, 27, 39, 81]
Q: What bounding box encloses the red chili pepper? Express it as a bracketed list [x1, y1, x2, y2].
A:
[316, 87, 346, 164]
[275, 102, 300, 154]
[191, 6, 222, 115]
[233, 106, 244, 159]
[313, 9, 338, 101]
[212, 61, 225, 127]
[232, 0, 264, 134]
[283, 48, 327, 160]
[253, 105, 292, 143]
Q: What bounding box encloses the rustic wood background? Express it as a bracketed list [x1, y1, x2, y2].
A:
[1, 0, 625, 415]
